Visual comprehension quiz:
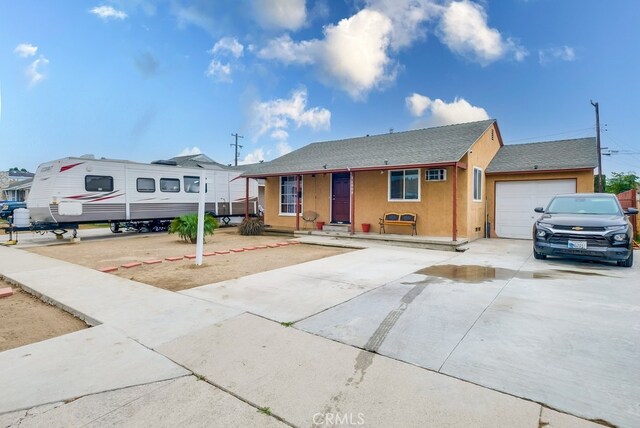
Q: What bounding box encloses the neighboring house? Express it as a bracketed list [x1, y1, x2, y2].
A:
[169, 153, 231, 169]
[2, 178, 33, 201]
[169, 153, 266, 211]
[0, 170, 35, 201]
[242, 120, 597, 242]
[486, 138, 597, 239]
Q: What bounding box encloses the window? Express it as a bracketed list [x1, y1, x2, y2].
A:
[136, 177, 155, 193]
[184, 176, 200, 193]
[389, 169, 420, 201]
[85, 175, 113, 192]
[160, 178, 180, 193]
[426, 169, 446, 181]
[473, 167, 482, 201]
[280, 176, 302, 215]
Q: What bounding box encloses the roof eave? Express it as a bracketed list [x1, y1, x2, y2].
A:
[486, 166, 596, 175]
[242, 161, 464, 179]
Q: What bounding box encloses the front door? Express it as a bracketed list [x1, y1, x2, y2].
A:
[331, 173, 350, 223]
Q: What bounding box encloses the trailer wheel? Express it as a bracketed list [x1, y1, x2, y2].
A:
[110, 222, 121, 233]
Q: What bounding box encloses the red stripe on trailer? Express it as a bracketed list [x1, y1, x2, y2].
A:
[60, 162, 84, 172]
[90, 193, 124, 202]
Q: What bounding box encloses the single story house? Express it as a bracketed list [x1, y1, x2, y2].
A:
[242, 120, 597, 242]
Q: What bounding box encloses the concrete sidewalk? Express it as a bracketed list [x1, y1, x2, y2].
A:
[0, 242, 608, 427]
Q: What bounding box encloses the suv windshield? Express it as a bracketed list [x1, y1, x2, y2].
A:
[546, 196, 621, 215]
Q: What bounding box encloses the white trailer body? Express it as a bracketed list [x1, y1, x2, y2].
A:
[27, 157, 258, 224]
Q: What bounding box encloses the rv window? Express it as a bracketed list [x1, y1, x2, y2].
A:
[184, 176, 200, 193]
[160, 178, 180, 193]
[85, 175, 114, 192]
[137, 177, 155, 193]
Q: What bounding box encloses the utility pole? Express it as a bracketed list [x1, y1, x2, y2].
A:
[231, 133, 244, 167]
[590, 100, 603, 192]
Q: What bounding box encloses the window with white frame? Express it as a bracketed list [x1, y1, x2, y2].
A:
[425, 168, 447, 181]
[280, 175, 302, 215]
[389, 169, 420, 201]
[473, 167, 482, 201]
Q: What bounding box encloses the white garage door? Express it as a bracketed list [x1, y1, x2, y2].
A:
[495, 179, 576, 239]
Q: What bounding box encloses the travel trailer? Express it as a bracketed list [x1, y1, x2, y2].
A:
[26, 155, 259, 232]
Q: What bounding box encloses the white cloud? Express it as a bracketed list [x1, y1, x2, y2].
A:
[319, 9, 395, 99]
[252, 0, 307, 31]
[211, 37, 244, 58]
[407, 94, 490, 127]
[177, 146, 202, 157]
[365, 0, 438, 50]
[257, 1, 525, 97]
[539, 46, 576, 64]
[251, 88, 330, 145]
[270, 129, 289, 141]
[438, 0, 527, 65]
[276, 141, 293, 156]
[259, 9, 395, 99]
[405, 93, 431, 117]
[26, 56, 49, 86]
[173, 4, 215, 34]
[90, 5, 128, 21]
[258, 35, 318, 64]
[240, 148, 266, 165]
[206, 60, 232, 82]
[14, 43, 38, 58]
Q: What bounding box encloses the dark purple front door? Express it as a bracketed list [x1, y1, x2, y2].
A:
[331, 173, 350, 223]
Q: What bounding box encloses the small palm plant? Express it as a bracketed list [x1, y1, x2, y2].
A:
[238, 217, 264, 236]
[168, 213, 218, 243]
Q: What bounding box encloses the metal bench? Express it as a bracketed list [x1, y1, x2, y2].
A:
[379, 212, 417, 236]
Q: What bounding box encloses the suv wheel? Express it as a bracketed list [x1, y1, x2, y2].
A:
[533, 248, 546, 260]
[617, 250, 633, 268]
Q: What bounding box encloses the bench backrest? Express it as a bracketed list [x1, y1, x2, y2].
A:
[383, 212, 416, 223]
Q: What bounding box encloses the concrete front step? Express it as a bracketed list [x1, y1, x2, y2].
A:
[293, 230, 468, 252]
[321, 223, 351, 232]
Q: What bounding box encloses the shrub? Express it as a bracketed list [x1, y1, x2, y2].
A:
[168, 213, 218, 243]
[239, 217, 264, 236]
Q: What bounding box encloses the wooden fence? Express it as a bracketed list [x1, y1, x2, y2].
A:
[616, 189, 638, 237]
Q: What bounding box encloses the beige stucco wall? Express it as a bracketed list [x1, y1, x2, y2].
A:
[264, 169, 456, 235]
[263, 174, 331, 229]
[461, 124, 503, 240]
[485, 169, 595, 238]
[353, 168, 454, 235]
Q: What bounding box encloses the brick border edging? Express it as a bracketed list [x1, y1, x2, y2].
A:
[98, 240, 301, 273]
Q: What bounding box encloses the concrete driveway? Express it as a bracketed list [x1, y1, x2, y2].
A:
[1, 236, 636, 427]
[298, 238, 640, 427]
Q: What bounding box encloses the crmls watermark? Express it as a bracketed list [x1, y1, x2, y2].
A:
[312, 412, 365, 426]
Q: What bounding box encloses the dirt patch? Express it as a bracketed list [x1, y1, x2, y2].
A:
[27, 228, 352, 291]
[0, 281, 88, 352]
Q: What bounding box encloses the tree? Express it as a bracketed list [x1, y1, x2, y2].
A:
[606, 172, 639, 194]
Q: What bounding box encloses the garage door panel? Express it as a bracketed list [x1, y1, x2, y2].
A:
[496, 179, 576, 239]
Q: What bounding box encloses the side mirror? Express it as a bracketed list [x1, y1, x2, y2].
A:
[625, 207, 639, 215]
[534, 207, 545, 213]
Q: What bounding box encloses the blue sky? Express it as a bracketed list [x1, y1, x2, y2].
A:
[1, 0, 638, 175]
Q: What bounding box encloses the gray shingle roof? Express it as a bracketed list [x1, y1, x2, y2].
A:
[169, 154, 235, 170]
[242, 119, 496, 177]
[486, 137, 597, 173]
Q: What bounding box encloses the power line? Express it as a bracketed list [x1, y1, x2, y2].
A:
[230, 133, 244, 167]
